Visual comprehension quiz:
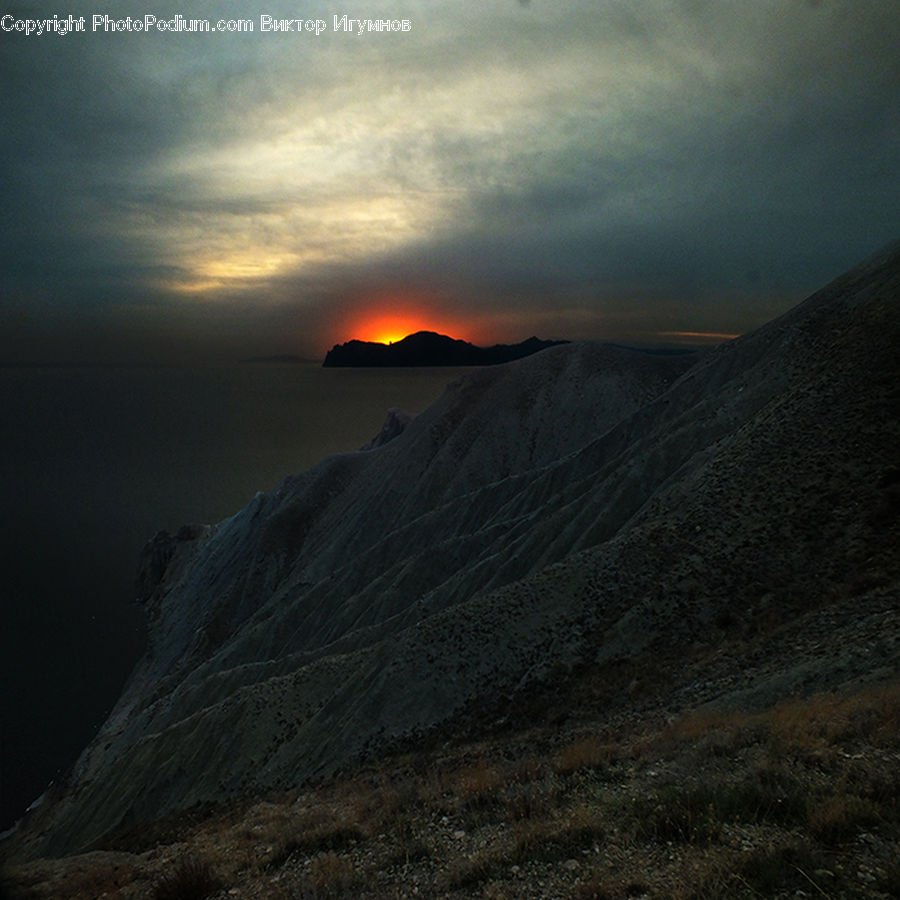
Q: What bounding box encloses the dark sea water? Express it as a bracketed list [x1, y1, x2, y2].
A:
[0, 362, 465, 830]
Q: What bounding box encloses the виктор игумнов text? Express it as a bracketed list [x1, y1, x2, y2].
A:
[1, 13, 413, 35]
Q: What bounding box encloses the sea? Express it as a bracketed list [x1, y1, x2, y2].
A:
[0, 362, 467, 831]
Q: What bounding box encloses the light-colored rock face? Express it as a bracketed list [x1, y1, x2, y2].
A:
[358, 406, 412, 450]
[19, 242, 900, 858]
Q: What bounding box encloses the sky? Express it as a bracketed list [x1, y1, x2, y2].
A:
[1, 0, 898, 363]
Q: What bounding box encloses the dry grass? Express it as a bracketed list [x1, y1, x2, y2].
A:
[555, 734, 616, 775]
[457, 757, 504, 811]
[807, 791, 881, 845]
[304, 851, 360, 898]
[5, 676, 899, 899]
[770, 680, 900, 753]
[152, 856, 221, 900]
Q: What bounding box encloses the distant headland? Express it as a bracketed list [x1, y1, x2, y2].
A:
[322, 331, 568, 367]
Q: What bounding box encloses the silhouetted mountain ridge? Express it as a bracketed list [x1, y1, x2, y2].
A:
[323, 331, 568, 366]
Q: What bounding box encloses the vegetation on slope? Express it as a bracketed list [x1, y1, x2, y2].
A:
[4, 675, 898, 899]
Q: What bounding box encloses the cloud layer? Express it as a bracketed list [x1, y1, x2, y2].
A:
[2, 0, 898, 360]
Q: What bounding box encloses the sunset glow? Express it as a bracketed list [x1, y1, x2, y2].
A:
[334, 291, 484, 348]
[363, 316, 433, 345]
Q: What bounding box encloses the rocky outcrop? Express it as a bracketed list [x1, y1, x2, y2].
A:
[359, 407, 413, 450]
[15, 241, 900, 859]
[134, 524, 209, 605]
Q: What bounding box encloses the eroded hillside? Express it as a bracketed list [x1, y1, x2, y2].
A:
[4, 242, 899, 878]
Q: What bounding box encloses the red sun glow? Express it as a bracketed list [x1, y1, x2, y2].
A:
[342, 299, 479, 346]
[362, 315, 431, 345]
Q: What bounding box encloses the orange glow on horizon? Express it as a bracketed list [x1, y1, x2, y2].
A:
[362, 315, 437, 345]
[334, 291, 487, 348]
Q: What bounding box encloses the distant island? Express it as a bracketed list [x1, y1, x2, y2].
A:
[322, 331, 568, 367]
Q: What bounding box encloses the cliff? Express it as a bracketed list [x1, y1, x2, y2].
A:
[11, 242, 900, 860]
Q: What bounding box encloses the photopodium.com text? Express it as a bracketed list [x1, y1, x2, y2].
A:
[1, 13, 413, 36]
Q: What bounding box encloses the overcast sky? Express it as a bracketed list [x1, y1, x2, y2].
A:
[2, 0, 898, 362]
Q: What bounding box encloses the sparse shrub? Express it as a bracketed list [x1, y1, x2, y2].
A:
[675, 856, 741, 900]
[738, 841, 827, 895]
[622, 767, 806, 844]
[556, 735, 613, 774]
[626, 767, 808, 843]
[304, 851, 358, 898]
[769, 680, 900, 755]
[629, 785, 720, 844]
[268, 821, 364, 870]
[510, 755, 544, 784]
[258, 802, 370, 871]
[459, 758, 503, 810]
[267, 840, 302, 870]
[153, 856, 222, 900]
[714, 767, 808, 827]
[851, 761, 900, 816]
[511, 820, 545, 860]
[512, 804, 604, 863]
[380, 825, 432, 870]
[558, 803, 606, 850]
[2, 856, 141, 900]
[665, 680, 900, 768]
[770, 691, 849, 753]
[453, 757, 509, 826]
[863, 680, 900, 748]
[505, 778, 558, 822]
[358, 776, 420, 831]
[660, 707, 763, 759]
[807, 791, 878, 844]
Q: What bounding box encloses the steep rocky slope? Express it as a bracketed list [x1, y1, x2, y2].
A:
[10, 241, 899, 861]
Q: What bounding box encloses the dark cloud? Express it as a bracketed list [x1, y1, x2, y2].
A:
[1, 0, 898, 362]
